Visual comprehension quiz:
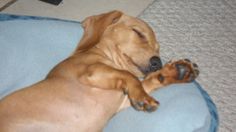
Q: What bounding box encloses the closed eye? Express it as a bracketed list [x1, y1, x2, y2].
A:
[132, 28, 147, 42]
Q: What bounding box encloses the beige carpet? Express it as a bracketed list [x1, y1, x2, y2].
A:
[139, 0, 236, 131]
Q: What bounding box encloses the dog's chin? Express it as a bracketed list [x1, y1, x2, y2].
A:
[138, 66, 155, 76]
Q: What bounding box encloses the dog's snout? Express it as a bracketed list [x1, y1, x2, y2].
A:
[150, 56, 162, 71]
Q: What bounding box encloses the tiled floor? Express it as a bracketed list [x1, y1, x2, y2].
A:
[0, 0, 154, 21]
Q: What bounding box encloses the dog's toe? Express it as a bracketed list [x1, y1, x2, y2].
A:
[144, 100, 159, 112]
[184, 58, 191, 62]
[130, 95, 159, 112]
[193, 63, 198, 68]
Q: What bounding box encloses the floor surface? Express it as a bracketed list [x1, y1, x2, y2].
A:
[1, 0, 154, 21]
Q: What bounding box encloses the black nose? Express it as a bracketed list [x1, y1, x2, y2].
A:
[149, 56, 162, 72]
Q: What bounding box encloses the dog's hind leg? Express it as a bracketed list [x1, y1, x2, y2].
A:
[78, 63, 159, 112]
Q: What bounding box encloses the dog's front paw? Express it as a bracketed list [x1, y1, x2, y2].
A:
[129, 91, 159, 112]
[149, 59, 199, 85]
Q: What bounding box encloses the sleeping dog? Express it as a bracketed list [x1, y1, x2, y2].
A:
[0, 11, 199, 132]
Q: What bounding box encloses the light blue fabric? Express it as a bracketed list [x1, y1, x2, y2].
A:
[104, 82, 214, 132]
[0, 14, 83, 97]
[0, 14, 218, 132]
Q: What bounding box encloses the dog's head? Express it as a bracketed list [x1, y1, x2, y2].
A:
[76, 10, 162, 77]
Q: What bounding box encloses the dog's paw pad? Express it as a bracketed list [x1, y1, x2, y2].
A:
[174, 59, 199, 82]
[157, 74, 165, 83]
[175, 63, 188, 80]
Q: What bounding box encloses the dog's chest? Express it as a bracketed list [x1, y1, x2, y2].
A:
[50, 85, 126, 131]
[1, 81, 126, 132]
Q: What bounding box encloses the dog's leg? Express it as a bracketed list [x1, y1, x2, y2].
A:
[142, 59, 199, 93]
[78, 63, 159, 112]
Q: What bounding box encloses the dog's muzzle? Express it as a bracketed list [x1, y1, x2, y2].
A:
[149, 56, 162, 72]
[138, 56, 162, 75]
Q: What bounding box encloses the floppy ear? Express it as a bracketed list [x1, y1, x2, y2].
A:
[75, 10, 123, 53]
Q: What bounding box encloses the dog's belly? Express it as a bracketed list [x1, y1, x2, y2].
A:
[0, 79, 125, 132]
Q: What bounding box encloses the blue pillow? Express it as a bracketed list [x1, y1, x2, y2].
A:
[0, 14, 218, 132]
[104, 82, 218, 132]
[0, 14, 83, 97]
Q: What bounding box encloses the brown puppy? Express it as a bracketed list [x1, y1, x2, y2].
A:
[0, 11, 199, 132]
